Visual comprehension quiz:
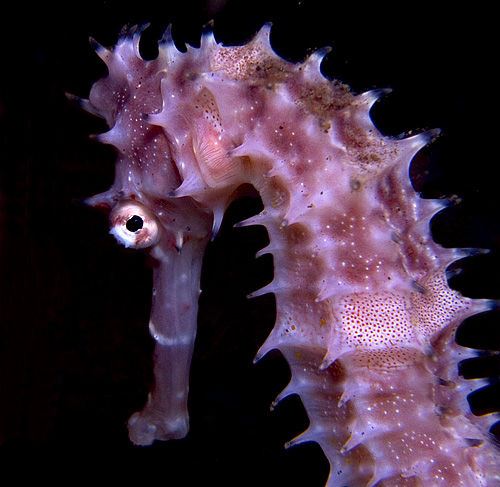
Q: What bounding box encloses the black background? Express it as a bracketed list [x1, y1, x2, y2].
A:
[1, 1, 499, 485]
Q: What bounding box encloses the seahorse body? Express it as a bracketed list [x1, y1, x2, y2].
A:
[81, 24, 500, 486]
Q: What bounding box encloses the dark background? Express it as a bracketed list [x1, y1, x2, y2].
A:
[1, 1, 499, 484]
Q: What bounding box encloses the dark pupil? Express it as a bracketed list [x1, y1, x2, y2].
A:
[126, 215, 144, 232]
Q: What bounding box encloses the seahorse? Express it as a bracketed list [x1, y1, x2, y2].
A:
[77, 23, 500, 486]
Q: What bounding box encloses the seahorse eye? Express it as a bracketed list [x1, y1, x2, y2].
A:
[126, 215, 144, 232]
[109, 201, 159, 249]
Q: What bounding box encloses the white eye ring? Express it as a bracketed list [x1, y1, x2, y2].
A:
[109, 201, 160, 249]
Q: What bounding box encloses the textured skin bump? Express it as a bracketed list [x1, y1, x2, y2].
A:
[82, 24, 499, 486]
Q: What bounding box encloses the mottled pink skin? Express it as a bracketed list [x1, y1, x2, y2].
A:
[82, 25, 499, 486]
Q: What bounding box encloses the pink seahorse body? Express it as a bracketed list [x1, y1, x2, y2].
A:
[81, 24, 500, 486]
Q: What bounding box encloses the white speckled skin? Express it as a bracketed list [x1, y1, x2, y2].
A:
[82, 24, 499, 486]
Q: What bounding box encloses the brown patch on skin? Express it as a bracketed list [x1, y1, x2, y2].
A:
[336, 114, 395, 168]
[213, 38, 355, 137]
[295, 78, 354, 121]
[213, 44, 293, 84]
[341, 120, 372, 149]
[358, 152, 383, 165]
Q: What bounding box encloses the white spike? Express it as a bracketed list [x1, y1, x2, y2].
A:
[357, 88, 392, 111]
[117, 23, 136, 41]
[131, 23, 150, 59]
[168, 176, 207, 199]
[159, 24, 175, 48]
[254, 22, 273, 43]
[210, 207, 225, 240]
[65, 93, 106, 120]
[302, 46, 331, 81]
[441, 247, 466, 267]
[421, 197, 449, 214]
[270, 390, 289, 410]
[255, 247, 269, 258]
[226, 141, 254, 158]
[200, 20, 218, 53]
[253, 333, 279, 363]
[401, 127, 442, 152]
[234, 212, 272, 228]
[247, 281, 279, 299]
[92, 128, 123, 148]
[245, 22, 274, 55]
[89, 37, 113, 64]
[83, 189, 116, 209]
[285, 427, 318, 449]
[158, 24, 182, 66]
[255, 241, 280, 258]
[270, 378, 302, 410]
[454, 247, 490, 259]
